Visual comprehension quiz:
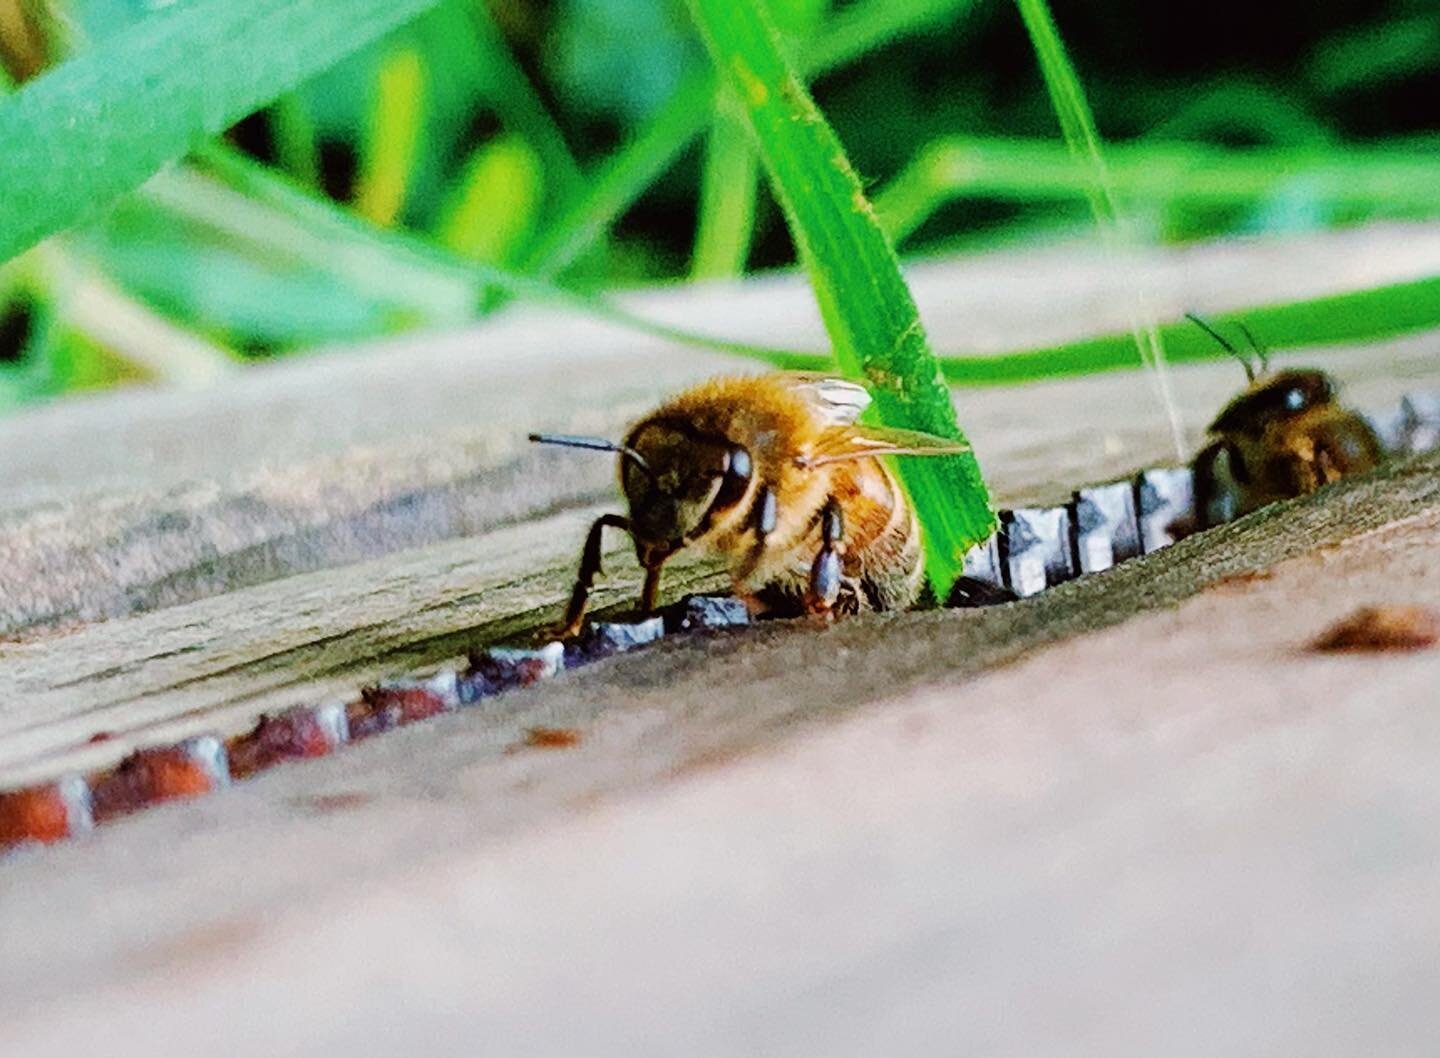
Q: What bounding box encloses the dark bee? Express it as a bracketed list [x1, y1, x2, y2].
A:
[1188, 314, 1384, 529]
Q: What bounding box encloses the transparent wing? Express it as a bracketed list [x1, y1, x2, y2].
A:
[799, 424, 970, 468]
[782, 374, 872, 426]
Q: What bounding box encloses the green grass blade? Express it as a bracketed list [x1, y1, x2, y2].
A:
[756, 274, 1440, 385]
[353, 46, 426, 227]
[690, 0, 829, 280]
[877, 136, 1440, 244]
[0, 0, 449, 266]
[809, 0, 977, 72]
[691, 101, 760, 278]
[526, 0, 981, 282]
[269, 92, 321, 190]
[684, 0, 994, 590]
[1015, 0, 1183, 456]
[434, 136, 544, 265]
[182, 146, 823, 364]
[466, 0, 581, 203]
[521, 70, 716, 279]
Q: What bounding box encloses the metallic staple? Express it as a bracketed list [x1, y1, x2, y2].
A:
[958, 390, 1439, 597]
[1001, 508, 1076, 597]
[1070, 480, 1142, 574]
[3, 391, 1437, 855]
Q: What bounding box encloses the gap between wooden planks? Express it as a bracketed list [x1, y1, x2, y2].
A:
[1, 450, 1438, 1057]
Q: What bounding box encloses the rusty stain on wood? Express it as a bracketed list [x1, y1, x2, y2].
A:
[1311, 604, 1440, 652]
[519, 727, 583, 750]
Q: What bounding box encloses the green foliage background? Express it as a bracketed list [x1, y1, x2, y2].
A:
[2, 0, 1436, 402]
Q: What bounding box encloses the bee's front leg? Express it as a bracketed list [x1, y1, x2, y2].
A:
[805, 499, 845, 618]
[560, 513, 632, 638]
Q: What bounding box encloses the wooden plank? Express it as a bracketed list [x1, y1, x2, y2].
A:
[1, 452, 1438, 1057]
[3, 224, 1440, 635]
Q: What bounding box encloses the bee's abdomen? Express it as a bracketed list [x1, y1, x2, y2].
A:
[846, 462, 925, 611]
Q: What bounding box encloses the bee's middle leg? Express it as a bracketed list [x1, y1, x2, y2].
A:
[805, 499, 848, 617]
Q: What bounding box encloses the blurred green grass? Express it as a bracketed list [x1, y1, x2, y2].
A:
[0, 0, 1438, 410]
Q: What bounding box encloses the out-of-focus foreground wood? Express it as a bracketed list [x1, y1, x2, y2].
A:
[2, 225, 1440, 1057]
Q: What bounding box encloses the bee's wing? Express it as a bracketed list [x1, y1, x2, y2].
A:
[783, 375, 872, 426]
[800, 424, 970, 468]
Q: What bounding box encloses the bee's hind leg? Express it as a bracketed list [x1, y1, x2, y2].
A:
[805, 499, 847, 618]
[560, 513, 631, 639]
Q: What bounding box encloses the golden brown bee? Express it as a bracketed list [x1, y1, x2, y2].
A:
[531, 373, 969, 636]
[1188, 314, 1384, 529]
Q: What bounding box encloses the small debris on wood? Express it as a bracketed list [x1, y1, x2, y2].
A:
[228, 702, 349, 780]
[1208, 568, 1276, 592]
[90, 738, 229, 824]
[1311, 605, 1440, 652]
[348, 682, 452, 741]
[518, 726, 582, 750]
[294, 792, 372, 815]
[663, 594, 751, 633]
[564, 616, 666, 667]
[1136, 466, 1198, 551]
[459, 643, 566, 703]
[1002, 507, 1077, 597]
[946, 576, 1018, 608]
[1071, 480, 1142, 573]
[0, 777, 92, 851]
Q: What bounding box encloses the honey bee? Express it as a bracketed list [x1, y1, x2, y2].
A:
[530, 373, 970, 636]
[1188, 314, 1384, 529]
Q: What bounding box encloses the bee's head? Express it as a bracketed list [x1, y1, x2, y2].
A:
[620, 419, 753, 565]
[1184, 313, 1338, 435]
[527, 423, 755, 569]
[1208, 369, 1338, 435]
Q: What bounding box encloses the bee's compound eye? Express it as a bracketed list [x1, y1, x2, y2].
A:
[1285, 387, 1307, 411]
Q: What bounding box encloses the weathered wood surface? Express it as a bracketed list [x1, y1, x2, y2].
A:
[1, 223, 1440, 1055]
[1, 225, 1440, 789]
[4, 222, 1440, 635]
[2, 454, 1440, 1057]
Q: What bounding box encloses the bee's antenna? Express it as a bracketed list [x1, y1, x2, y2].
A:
[528, 433, 653, 475]
[1185, 312, 1255, 383]
[1234, 320, 1270, 375]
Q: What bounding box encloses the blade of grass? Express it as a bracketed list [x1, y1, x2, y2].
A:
[876, 136, 1440, 244]
[690, 0, 830, 279]
[181, 145, 825, 363]
[434, 135, 544, 265]
[0, 0, 451, 267]
[269, 92, 321, 190]
[526, 0, 981, 280]
[466, 0, 581, 203]
[684, 0, 994, 591]
[1015, 0, 1185, 458]
[521, 70, 715, 280]
[353, 47, 426, 227]
[690, 93, 761, 278]
[753, 274, 1440, 385]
